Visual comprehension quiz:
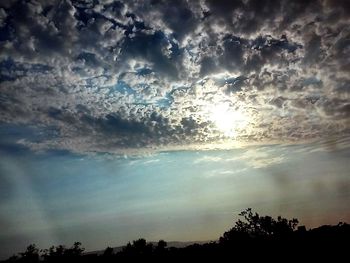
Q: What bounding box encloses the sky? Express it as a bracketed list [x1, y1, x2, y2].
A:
[0, 0, 349, 259]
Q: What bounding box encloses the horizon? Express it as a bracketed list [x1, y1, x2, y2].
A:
[0, 0, 349, 260]
[3, 209, 349, 262]
[2, 207, 350, 259]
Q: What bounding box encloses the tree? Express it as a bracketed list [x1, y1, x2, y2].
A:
[220, 208, 299, 243]
[156, 240, 167, 250]
[40, 242, 84, 262]
[68, 242, 85, 257]
[121, 238, 153, 257]
[19, 244, 39, 263]
[103, 246, 114, 257]
[155, 240, 167, 256]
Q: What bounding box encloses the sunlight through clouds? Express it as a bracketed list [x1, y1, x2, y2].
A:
[208, 102, 249, 138]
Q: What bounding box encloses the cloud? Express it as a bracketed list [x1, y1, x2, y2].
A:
[0, 0, 349, 154]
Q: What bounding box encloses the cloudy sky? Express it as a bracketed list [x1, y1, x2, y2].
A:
[0, 0, 349, 259]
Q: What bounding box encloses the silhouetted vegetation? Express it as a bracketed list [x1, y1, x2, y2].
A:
[2, 209, 349, 262]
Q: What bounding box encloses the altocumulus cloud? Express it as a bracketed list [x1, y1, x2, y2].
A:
[0, 0, 349, 154]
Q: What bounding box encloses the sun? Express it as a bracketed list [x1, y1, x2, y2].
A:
[209, 103, 248, 137]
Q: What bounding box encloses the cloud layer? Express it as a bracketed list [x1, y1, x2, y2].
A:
[0, 0, 349, 154]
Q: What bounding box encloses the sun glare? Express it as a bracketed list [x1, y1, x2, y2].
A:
[209, 103, 248, 137]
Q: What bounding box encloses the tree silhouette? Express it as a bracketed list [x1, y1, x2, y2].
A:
[154, 240, 167, 256]
[18, 244, 39, 263]
[120, 238, 153, 258]
[102, 247, 114, 257]
[220, 208, 299, 244]
[40, 242, 84, 262]
[156, 240, 167, 250]
[68, 242, 85, 257]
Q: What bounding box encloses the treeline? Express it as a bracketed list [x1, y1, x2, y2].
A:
[3, 208, 350, 262]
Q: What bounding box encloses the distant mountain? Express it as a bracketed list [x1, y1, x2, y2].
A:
[84, 240, 214, 255]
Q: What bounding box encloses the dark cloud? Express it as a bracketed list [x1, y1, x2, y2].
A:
[321, 98, 350, 119]
[119, 30, 181, 79]
[144, 0, 199, 40]
[0, 0, 349, 154]
[198, 33, 302, 77]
